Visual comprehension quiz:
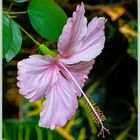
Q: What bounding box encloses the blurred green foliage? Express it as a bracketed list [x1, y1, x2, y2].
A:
[3, 0, 137, 139]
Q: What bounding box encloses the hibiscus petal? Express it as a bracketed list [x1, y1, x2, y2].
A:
[66, 60, 95, 96]
[17, 55, 58, 102]
[60, 17, 106, 64]
[58, 2, 87, 57]
[57, 60, 95, 96]
[39, 72, 78, 129]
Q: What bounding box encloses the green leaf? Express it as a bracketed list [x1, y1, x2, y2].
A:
[12, 0, 27, 3]
[127, 20, 137, 31]
[127, 37, 137, 60]
[5, 19, 22, 62]
[3, 13, 22, 62]
[3, 14, 12, 57]
[28, 0, 68, 42]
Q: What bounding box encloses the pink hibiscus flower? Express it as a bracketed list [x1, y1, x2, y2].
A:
[17, 3, 110, 138]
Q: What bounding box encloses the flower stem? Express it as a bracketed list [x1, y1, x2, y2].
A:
[18, 24, 57, 56]
[17, 23, 41, 46]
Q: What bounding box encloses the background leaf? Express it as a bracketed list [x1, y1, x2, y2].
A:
[5, 19, 22, 62]
[3, 13, 12, 58]
[127, 37, 137, 60]
[28, 0, 68, 42]
[3, 119, 67, 140]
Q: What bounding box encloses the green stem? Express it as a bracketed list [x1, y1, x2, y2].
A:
[18, 125, 23, 140]
[5, 12, 57, 56]
[35, 126, 43, 140]
[7, 2, 13, 12]
[6, 11, 28, 15]
[25, 126, 30, 140]
[18, 22, 57, 56]
[17, 23, 41, 46]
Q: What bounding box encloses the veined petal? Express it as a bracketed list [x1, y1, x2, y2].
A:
[60, 17, 106, 64]
[58, 2, 87, 57]
[39, 72, 78, 129]
[17, 55, 58, 102]
[58, 60, 95, 96]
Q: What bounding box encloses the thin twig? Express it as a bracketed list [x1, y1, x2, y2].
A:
[7, 1, 13, 12]
[3, 11, 28, 15]
[17, 23, 41, 46]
